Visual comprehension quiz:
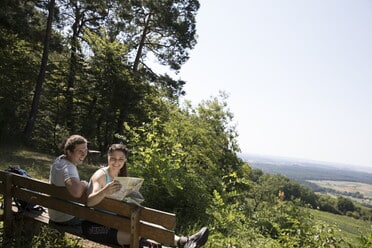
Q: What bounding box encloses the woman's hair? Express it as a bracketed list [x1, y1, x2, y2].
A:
[108, 143, 129, 177]
[62, 135, 88, 154]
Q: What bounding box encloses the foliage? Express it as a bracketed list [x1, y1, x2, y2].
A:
[0, 27, 41, 142]
[111, 0, 200, 71]
[116, 94, 241, 227]
[205, 172, 350, 247]
[357, 232, 372, 248]
[337, 196, 356, 213]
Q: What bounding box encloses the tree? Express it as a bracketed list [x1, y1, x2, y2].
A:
[0, 0, 51, 142]
[337, 196, 355, 214]
[23, 0, 56, 142]
[0, 0, 46, 42]
[0, 33, 41, 143]
[55, 0, 109, 132]
[111, 0, 200, 72]
[82, 29, 155, 147]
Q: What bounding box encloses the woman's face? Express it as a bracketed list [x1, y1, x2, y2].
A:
[108, 150, 126, 171]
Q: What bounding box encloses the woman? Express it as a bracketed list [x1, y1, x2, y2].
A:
[82, 143, 209, 247]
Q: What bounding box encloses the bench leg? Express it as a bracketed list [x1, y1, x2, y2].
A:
[130, 208, 141, 248]
[1, 214, 43, 247]
[16, 215, 43, 242]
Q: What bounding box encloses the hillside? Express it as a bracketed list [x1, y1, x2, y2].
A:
[311, 209, 372, 246]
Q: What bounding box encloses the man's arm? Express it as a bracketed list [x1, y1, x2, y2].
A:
[65, 177, 88, 198]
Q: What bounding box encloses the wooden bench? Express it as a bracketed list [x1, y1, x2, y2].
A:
[0, 170, 176, 247]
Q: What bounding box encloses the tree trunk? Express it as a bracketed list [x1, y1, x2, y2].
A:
[66, 13, 80, 133]
[133, 13, 152, 72]
[23, 0, 55, 143]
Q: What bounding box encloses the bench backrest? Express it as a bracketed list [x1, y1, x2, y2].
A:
[0, 170, 176, 247]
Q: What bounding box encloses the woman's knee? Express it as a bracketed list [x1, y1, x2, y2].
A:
[117, 230, 131, 245]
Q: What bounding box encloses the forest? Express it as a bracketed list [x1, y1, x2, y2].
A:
[1, 1, 371, 247]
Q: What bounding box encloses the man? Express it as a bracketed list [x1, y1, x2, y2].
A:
[48, 134, 89, 225]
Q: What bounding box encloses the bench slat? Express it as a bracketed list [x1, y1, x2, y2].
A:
[13, 187, 132, 233]
[11, 174, 86, 203]
[141, 207, 176, 230]
[140, 221, 175, 246]
[96, 198, 176, 230]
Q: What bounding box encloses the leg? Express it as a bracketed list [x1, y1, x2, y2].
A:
[175, 227, 209, 248]
[117, 230, 131, 246]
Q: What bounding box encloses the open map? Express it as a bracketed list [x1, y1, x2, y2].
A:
[107, 177, 144, 206]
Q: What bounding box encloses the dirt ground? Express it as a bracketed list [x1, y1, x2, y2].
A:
[67, 234, 113, 248]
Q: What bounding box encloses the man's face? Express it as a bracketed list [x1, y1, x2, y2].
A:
[67, 143, 88, 165]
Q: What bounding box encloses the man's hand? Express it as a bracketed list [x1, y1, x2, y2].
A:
[66, 177, 88, 198]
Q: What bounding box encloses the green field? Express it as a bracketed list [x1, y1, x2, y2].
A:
[308, 180, 372, 208]
[311, 209, 372, 246]
[308, 180, 372, 198]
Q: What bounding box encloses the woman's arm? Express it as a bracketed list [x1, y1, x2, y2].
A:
[86, 172, 122, 207]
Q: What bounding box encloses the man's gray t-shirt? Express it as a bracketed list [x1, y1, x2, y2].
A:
[48, 155, 80, 222]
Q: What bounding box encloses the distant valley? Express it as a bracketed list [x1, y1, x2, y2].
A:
[239, 153, 372, 184]
[239, 153, 372, 207]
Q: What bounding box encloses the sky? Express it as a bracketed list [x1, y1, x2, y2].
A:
[166, 0, 372, 170]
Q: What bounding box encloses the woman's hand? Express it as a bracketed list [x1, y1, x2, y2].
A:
[104, 180, 122, 196]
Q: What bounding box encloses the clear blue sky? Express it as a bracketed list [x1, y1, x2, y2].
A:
[160, 1, 372, 169]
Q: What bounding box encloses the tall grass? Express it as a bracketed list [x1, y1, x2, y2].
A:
[311, 209, 372, 245]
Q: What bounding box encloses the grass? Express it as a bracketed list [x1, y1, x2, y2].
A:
[0, 145, 104, 181]
[311, 208, 372, 245]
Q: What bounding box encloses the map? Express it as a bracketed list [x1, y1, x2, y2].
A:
[107, 177, 145, 206]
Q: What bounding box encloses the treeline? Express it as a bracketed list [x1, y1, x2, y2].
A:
[1, 1, 371, 247]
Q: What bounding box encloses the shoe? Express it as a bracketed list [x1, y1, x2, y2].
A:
[178, 226, 209, 248]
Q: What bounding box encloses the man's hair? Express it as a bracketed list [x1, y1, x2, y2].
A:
[62, 135, 88, 154]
